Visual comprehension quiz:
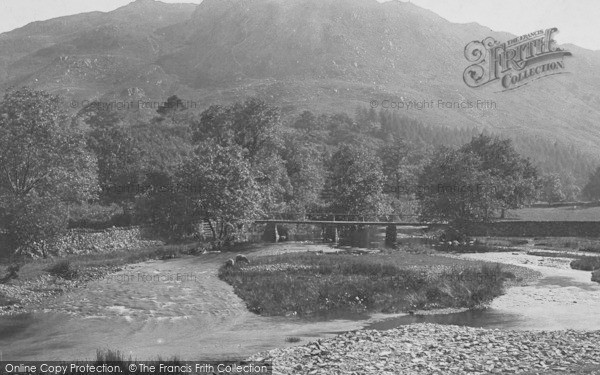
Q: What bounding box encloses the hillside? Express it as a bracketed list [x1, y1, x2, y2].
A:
[0, 0, 196, 102]
[156, 0, 600, 153]
[0, 0, 599, 178]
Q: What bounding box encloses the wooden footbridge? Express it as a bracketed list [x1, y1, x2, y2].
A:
[255, 213, 432, 244]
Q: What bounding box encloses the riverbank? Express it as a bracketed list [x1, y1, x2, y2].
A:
[1, 242, 538, 316]
[0, 243, 200, 315]
[249, 323, 600, 374]
[0, 243, 404, 361]
[1, 241, 544, 361]
[455, 249, 600, 331]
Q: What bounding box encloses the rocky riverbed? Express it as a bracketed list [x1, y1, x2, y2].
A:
[0, 265, 122, 315]
[250, 323, 600, 374]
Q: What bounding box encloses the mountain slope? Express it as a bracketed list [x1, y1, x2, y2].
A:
[156, 0, 600, 155]
[0, 0, 196, 100]
[0, 0, 599, 165]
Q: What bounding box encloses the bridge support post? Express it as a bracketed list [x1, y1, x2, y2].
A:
[385, 224, 397, 247]
[323, 225, 339, 243]
[262, 222, 280, 243]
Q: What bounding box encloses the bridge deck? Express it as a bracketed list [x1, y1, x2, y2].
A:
[255, 220, 429, 226]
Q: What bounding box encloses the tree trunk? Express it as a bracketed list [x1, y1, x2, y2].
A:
[207, 219, 217, 241]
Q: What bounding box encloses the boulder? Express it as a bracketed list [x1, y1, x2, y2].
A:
[235, 254, 250, 265]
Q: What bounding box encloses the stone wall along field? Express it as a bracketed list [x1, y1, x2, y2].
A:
[42, 226, 164, 256]
[465, 221, 600, 237]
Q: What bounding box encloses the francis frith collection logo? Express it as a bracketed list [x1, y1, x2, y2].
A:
[463, 28, 572, 91]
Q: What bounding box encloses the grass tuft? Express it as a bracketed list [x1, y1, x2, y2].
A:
[570, 256, 600, 271]
[46, 260, 78, 280]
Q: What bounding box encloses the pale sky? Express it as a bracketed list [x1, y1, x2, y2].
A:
[0, 0, 599, 50]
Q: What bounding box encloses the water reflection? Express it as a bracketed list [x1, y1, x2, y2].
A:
[366, 309, 526, 331]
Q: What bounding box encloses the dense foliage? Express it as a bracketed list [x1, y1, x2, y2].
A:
[0, 88, 98, 255]
[582, 166, 600, 201]
[4, 88, 595, 253]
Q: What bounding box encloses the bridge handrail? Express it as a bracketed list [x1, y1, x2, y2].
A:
[261, 212, 420, 222]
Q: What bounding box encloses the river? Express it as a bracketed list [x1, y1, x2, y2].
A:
[1, 243, 599, 361]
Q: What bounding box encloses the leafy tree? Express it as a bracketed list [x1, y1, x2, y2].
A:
[280, 133, 326, 216]
[141, 143, 262, 243]
[417, 147, 502, 224]
[379, 140, 424, 199]
[3, 196, 68, 257]
[417, 135, 539, 225]
[142, 99, 290, 243]
[560, 173, 581, 202]
[292, 110, 321, 134]
[583, 166, 600, 201]
[75, 100, 121, 130]
[0, 88, 98, 254]
[378, 140, 428, 219]
[328, 144, 391, 218]
[192, 98, 290, 214]
[156, 95, 188, 123]
[460, 134, 539, 216]
[182, 143, 262, 242]
[192, 98, 280, 159]
[539, 173, 565, 204]
[85, 103, 193, 222]
[86, 116, 144, 214]
[0, 88, 98, 201]
[134, 171, 191, 238]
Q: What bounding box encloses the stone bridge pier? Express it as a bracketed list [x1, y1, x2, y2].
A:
[258, 220, 418, 245]
[385, 224, 397, 246]
[323, 225, 339, 243]
[262, 222, 280, 242]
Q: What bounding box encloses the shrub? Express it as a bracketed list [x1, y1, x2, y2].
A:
[440, 226, 469, 242]
[47, 260, 78, 280]
[562, 240, 580, 249]
[2, 196, 68, 257]
[0, 292, 17, 306]
[570, 256, 600, 271]
[592, 270, 600, 284]
[0, 263, 21, 283]
[67, 203, 126, 229]
[581, 245, 600, 253]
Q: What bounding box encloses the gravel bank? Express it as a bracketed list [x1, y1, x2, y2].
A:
[0, 265, 122, 315]
[250, 323, 600, 374]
